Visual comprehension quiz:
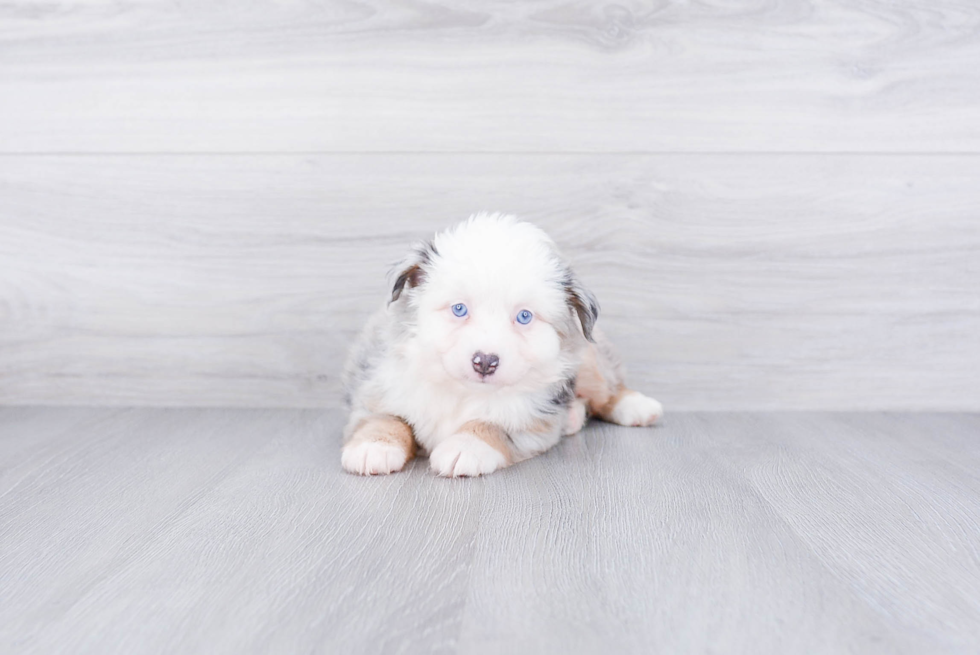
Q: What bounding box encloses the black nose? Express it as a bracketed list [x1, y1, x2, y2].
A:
[472, 352, 499, 376]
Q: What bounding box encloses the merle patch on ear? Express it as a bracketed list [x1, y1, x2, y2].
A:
[390, 264, 424, 302]
[564, 271, 600, 342]
[390, 240, 438, 303]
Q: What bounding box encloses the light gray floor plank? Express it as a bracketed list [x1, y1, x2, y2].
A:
[3, 155, 978, 411]
[8, 410, 482, 655]
[732, 413, 980, 651]
[2, 1, 979, 152]
[456, 416, 955, 654]
[0, 408, 120, 475]
[0, 409, 285, 650]
[2, 409, 979, 654]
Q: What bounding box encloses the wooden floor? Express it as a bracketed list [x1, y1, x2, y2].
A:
[2, 408, 978, 654]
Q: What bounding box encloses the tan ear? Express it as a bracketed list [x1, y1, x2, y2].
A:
[564, 271, 599, 342]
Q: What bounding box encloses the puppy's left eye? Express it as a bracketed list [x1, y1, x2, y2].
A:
[516, 309, 533, 325]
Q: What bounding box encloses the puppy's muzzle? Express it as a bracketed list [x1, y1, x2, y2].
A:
[472, 352, 499, 377]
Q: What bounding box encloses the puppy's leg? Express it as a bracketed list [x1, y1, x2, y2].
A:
[563, 398, 589, 436]
[575, 335, 663, 428]
[595, 388, 663, 427]
[342, 415, 416, 476]
[429, 420, 513, 478]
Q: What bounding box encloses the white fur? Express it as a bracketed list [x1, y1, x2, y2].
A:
[348, 214, 582, 459]
[341, 440, 411, 476]
[608, 392, 663, 427]
[429, 432, 508, 477]
[342, 213, 663, 476]
[563, 398, 589, 436]
[412, 217, 573, 393]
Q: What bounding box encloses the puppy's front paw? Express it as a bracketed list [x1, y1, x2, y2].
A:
[429, 433, 507, 478]
[608, 392, 663, 427]
[342, 440, 410, 476]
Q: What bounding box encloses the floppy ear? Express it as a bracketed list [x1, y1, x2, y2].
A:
[564, 271, 600, 342]
[389, 241, 436, 303]
[390, 263, 424, 303]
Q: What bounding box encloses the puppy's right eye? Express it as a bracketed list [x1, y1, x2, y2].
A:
[451, 303, 468, 317]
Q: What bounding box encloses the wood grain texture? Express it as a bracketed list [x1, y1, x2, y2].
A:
[2, 154, 978, 410]
[2, 1, 980, 153]
[1, 408, 979, 653]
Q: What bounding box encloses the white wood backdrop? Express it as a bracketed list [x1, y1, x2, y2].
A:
[1, 1, 978, 410]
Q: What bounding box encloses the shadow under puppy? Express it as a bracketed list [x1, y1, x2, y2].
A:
[342, 213, 663, 477]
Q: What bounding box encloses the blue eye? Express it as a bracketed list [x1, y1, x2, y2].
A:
[451, 303, 468, 317]
[516, 309, 533, 325]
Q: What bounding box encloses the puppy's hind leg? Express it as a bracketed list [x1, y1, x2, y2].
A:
[598, 389, 663, 427]
[342, 415, 417, 476]
[575, 335, 663, 428]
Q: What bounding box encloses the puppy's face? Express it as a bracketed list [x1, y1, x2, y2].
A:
[392, 216, 597, 392]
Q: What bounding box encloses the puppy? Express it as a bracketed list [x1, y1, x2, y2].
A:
[341, 213, 663, 477]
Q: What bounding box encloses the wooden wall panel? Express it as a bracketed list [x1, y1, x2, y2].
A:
[2, 154, 977, 409]
[1, 1, 979, 153]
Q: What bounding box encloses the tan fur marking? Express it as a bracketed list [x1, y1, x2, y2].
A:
[593, 387, 635, 422]
[575, 344, 615, 414]
[574, 343, 640, 421]
[349, 415, 416, 459]
[458, 420, 513, 465]
[526, 416, 558, 436]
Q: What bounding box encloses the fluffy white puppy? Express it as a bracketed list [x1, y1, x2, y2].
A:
[342, 213, 663, 477]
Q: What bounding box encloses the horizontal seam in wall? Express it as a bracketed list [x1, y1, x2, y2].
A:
[2, 151, 980, 157]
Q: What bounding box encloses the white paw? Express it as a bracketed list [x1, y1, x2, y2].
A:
[609, 392, 663, 427]
[429, 433, 507, 478]
[563, 399, 588, 436]
[342, 440, 409, 475]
